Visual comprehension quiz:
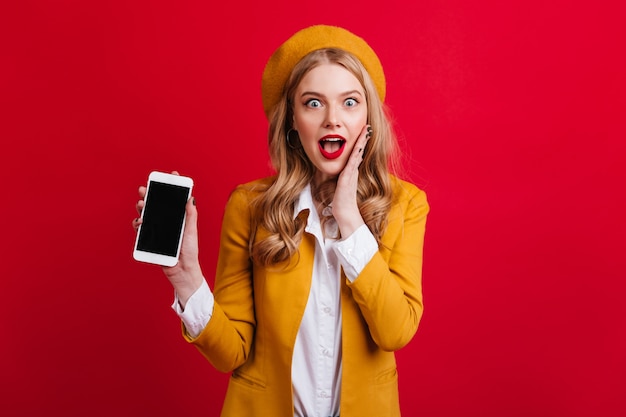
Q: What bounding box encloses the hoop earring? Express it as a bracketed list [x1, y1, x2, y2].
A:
[286, 129, 302, 149]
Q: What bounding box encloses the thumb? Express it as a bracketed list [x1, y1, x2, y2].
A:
[184, 196, 198, 235]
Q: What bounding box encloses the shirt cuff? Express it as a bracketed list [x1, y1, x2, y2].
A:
[333, 224, 378, 282]
[171, 279, 214, 339]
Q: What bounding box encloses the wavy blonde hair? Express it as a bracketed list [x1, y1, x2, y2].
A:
[250, 48, 400, 266]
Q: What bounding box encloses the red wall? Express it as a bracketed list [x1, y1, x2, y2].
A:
[2, 1, 625, 416]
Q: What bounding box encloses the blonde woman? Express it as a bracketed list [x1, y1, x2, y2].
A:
[133, 25, 429, 417]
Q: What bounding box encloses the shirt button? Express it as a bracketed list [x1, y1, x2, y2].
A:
[323, 307, 331, 314]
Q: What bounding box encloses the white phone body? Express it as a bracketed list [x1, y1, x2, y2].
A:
[133, 171, 194, 267]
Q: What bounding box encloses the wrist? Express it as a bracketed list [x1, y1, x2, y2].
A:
[336, 217, 365, 239]
[167, 268, 204, 307]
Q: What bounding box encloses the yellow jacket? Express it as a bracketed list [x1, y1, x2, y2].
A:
[185, 175, 429, 416]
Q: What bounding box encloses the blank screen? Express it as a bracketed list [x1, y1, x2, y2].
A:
[136, 181, 189, 257]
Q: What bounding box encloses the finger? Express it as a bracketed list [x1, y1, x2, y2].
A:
[132, 217, 142, 231]
[136, 186, 147, 215]
[356, 124, 371, 155]
[357, 125, 372, 157]
[183, 196, 198, 236]
[135, 199, 145, 216]
[171, 171, 180, 176]
[347, 125, 371, 169]
[361, 124, 373, 150]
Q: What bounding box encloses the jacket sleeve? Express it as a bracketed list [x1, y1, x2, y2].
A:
[184, 186, 256, 373]
[346, 182, 429, 351]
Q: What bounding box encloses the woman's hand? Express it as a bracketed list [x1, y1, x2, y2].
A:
[132, 171, 204, 308]
[331, 124, 371, 237]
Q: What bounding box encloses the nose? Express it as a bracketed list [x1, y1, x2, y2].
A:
[324, 105, 340, 128]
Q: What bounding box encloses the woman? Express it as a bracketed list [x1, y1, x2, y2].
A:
[133, 25, 429, 417]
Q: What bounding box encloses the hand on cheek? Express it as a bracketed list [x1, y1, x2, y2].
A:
[331, 124, 372, 237]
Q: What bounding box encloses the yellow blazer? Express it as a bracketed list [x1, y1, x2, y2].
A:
[185, 175, 429, 416]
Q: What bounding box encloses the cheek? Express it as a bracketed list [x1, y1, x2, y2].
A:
[294, 116, 319, 142]
[347, 111, 368, 134]
[293, 114, 310, 135]
[300, 134, 320, 156]
[293, 122, 319, 154]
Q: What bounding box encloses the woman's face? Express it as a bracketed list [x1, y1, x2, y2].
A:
[292, 63, 368, 185]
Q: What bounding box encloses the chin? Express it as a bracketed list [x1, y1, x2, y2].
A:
[316, 168, 342, 182]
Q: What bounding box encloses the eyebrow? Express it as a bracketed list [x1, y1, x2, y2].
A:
[299, 90, 364, 98]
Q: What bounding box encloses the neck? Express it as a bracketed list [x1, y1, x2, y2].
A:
[312, 172, 337, 190]
[310, 177, 337, 210]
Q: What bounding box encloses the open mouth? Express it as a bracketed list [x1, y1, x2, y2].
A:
[319, 136, 346, 159]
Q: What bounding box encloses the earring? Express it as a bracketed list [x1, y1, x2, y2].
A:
[287, 129, 302, 149]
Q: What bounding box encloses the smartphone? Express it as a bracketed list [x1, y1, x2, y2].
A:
[133, 171, 194, 267]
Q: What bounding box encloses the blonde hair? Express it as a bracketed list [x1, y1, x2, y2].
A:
[250, 48, 399, 266]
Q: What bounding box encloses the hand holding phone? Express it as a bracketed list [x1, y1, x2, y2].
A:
[133, 171, 194, 266]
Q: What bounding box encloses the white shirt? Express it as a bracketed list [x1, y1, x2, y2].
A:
[173, 184, 378, 417]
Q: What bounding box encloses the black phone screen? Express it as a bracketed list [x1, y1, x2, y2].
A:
[136, 181, 190, 257]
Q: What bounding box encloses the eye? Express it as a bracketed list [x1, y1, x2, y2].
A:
[305, 99, 322, 108]
[344, 98, 358, 107]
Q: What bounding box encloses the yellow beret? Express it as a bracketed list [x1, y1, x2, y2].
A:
[261, 25, 386, 118]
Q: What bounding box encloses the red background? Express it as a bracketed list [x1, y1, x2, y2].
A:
[2, 1, 625, 416]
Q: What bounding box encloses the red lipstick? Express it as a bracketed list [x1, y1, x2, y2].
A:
[318, 135, 346, 159]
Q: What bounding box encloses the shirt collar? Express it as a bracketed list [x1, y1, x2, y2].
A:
[294, 183, 338, 241]
[294, 183, 320, 229]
